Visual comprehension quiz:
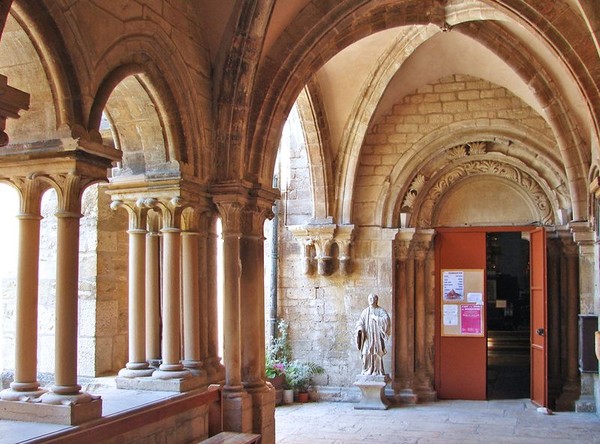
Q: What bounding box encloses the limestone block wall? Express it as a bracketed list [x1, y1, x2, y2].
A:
[355, 74, 554, 226]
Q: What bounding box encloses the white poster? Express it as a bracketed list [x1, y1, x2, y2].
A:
[443, 304, 459, 326]
[443, 270, 464, 301]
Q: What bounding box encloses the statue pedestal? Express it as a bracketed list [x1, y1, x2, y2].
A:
[353, 374, 391, 410]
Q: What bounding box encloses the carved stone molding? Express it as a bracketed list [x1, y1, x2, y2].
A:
[288, 223, 355, 276]
[0, 74, 30, 147]
[416, 159, 554, 227]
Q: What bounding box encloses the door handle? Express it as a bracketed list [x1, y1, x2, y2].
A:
[536, 328, 545, 336]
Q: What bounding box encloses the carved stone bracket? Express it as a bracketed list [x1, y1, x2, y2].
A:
[288, 223, 355, 276]
[0, 74, 30, 147]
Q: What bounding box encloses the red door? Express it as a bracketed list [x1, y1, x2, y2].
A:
[436, 229, 487, 400]
[530, 227, 548, 407]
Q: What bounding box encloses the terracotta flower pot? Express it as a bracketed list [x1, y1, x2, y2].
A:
[295, 392, 310, 403]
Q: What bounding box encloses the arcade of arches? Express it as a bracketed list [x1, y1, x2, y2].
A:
[0, 1, 599, 442]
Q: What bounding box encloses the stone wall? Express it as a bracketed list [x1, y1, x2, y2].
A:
[278, 74, 555, 399]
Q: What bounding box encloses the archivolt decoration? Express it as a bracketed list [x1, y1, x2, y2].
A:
[414, 159, 554, 227]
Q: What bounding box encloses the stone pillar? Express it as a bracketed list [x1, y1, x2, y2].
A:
[152, 198, 191, 381]
[556, 237, 581, 409]
[181, 219, 206, 381]
[413, 230, 435, 401]
[214, 198, 252, 433]
[547, 236, 562, 403]
[145, 223, 161, 366]
[240, 204, 276, 442]
[1, 178, 47, 401]
[393, 229, 416, 402]
[424, 239, 437, 400]
[41, 173, 99, 408]
[113, 199, 153, 378]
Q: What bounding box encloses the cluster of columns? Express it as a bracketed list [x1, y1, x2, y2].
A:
[212, 186, 277, 440]
[109, 190, 225, 390]
[0, 167, 109, 420]
[392, 228, 437, 403]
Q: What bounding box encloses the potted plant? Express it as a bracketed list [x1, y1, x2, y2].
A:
[265, 320, 292, 398]
[285, 360, 324, 402]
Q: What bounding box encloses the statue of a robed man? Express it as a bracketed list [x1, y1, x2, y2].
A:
[356, 293, 391, 376]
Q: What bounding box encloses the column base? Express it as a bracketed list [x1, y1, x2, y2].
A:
[353, 374, 391, 410]
[0, 386, 46, 402]
[555, 381, 581, 411]
[152, 363, 192, 380]
[246, 384, 276, 444]
[116, 375, 205, 392]
[0, 397, 102, 425]
[182, 360, 208, 379]
[222, 389, 253, 433]
[206, 357, 226, 383]
[118, 363, 155, 378]
[40, 389, 99, 406]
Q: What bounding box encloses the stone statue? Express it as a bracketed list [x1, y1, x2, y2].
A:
[356, 293, 391, 376]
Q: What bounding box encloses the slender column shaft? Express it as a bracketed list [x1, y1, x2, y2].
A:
[159, 228, 184, 369]
[241, 232, 266, 387]
[53, 212, 82, 393]
[130, 230, 147, 363]
[197, 225, 210, 373]
[182, 231, 202, 370]
[405, 256, 415, 388]
[414, 248, 426, 383]
[118, 226, 152, 378]
[424, 248, 436, 389]
[396, 256, 408, 385]
[222, 228, 243, 390]
[2, 213, 45, 399]
[145, 232, 161, 362]
[566, 251, 579, 382]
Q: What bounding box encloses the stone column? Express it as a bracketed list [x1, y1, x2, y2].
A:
[1, 178, 47, 401]
[556, 237, 581, 409]
[424, 239, 437, 400]
[41, 173, 97, 406]
[240, 204, 276, 440]
[152, 198, 191, 380]
[181, 220, 206, 381]
[214, 197, 252, 433]
[413, 230, 435, 400]
[547, 236, 562, 402]
[113, 199, 153, 378]
[145, 222, 161, 366]
[393, 229, 415, 402]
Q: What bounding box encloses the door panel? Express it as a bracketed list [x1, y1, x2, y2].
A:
[436, 229, 487, 400]
[530, 227, 548, 407]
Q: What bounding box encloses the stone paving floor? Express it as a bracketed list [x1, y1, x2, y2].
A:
[275, 399, 600, 444]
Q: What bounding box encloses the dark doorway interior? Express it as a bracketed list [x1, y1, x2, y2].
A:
[486, 232, 530, 399]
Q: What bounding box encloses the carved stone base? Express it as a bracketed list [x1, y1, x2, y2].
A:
[0, 397, 102, 425]
[115, 375, 205, 392]
[223, 390, 253, 433]
[353, 374, 391, 410]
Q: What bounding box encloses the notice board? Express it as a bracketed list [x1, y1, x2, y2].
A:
[441, 269, 484, 337]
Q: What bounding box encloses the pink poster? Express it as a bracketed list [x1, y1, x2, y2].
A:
[460, 304, 482, 335]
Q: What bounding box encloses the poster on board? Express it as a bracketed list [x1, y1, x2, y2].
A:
[441, 269, 484, 337]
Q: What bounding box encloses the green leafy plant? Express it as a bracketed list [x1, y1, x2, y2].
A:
[265, 320, 292, 379]
[285, 360, 324, 393]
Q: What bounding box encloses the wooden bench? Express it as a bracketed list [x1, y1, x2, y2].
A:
[202, 431, 261, 443]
